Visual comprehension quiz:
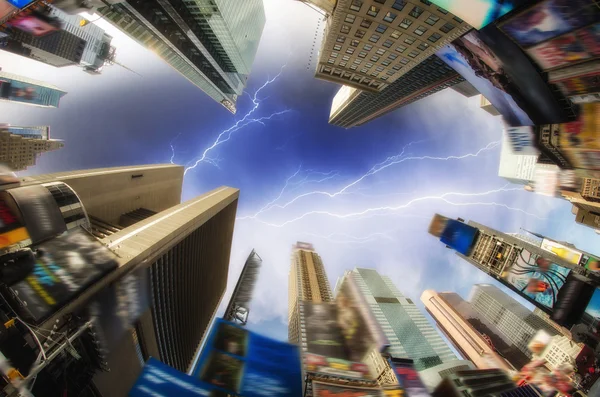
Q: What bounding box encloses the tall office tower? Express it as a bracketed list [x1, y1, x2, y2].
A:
[469, 285, 560, 360]
[348, 268, 459, 371]
[421, 290, 512, 371]
[4, 6, 115, 74]
[0, 125, 63, 171]
[21, 164, 238, 396]
[288, 242, 333, 344]
[329, 54, 464, 128]
[0, 70, 66, 108]
[97, 0, 266, 113]
[315, 0, 470, 93]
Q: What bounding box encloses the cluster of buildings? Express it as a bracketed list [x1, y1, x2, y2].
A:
[0, 0, 267, 171]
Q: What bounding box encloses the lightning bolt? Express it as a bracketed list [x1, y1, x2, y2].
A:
[243, 140, 501, 219]
[169, 132, 182, 164]
[184, 64, 290, 176]
[254, 185, 533, 228]
[302, 231, 396, 244]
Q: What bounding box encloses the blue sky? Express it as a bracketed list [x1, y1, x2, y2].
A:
[1, 0, 599, 345]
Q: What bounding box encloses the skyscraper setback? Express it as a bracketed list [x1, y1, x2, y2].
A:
[97, 0, 266, 113]
[0, 125, 63, 171]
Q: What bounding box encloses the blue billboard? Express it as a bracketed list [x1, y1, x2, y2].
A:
[440, 219, 479, 256]
[193, 318, 303, 397]
[6, 0, 35, 9]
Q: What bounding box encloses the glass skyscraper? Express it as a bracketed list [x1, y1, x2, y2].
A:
[97, 0, 266, 113]
[0, 70, 66, 108]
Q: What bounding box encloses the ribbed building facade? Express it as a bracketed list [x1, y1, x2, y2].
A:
[97, 0, 265, 113]
[0, 125, 63, 171]
[288, 242, 333, 344]
[0, 70, 66, 108]
[329, 54, 463, 127]
[315, 0, 470, 93]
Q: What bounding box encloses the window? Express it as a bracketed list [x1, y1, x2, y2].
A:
[392, 0, 406, 11]
[376, 66, 384, 72]
[366, 62, 374, 67]
[351, 39, 360, 47]
[376, 24, 388, 33]
[420, 0, 432, 4]
[382, 60, 391, 66]
[355, 29, 366, 38]
[370, 55, 380, 61]
[428, 32, 442, 42]
[400, 57, 409, 64]
[346, 47, 355, 54]
[391, 30, 401, 39]
[369, 33, 381, 42]
[358, 51, 367, 58]
[371, 72, 379, 77]
[408, 49, 419, 58]
[364, 78, 372, 83]
[440, 22, 455, 33]
[376, 48, 386, 55]
[454, 15, 463, 23]
[395, 45, 406, 52]
[404, 36, 416, 44]
[353, 59, 362, 64]
[342, 55, 350, 61]
[363, 44, 373, 51]
[336, 36, 346, 43]
[341, 25, 351, 34]
[345, 13, 356, 23]
[387, 70, 396, 75]
[392, 64, 402, 70]
[425, 14, 439, 25]
[384, 11, 397, 23]
[361, 68, 368, 73]
[417, 42, 428, 50]
[437, 7, 448, 14]
[383, 39, 394, 47]
[374, 0, 386, 3]
[381, 76, 388, 80]
[334, 44, 342, 51]
[328, 58, 335, 64]
[409, 6, 424, 18]
[367, 5, 380, 17]
[350, 65, 358, 70]
[339, 61, 347, 67]
[350, 0, 362, 12]
[414, 25, 427, 36]
[388, 53, 398, 60]
[361, 19, 372, 28]
[399, 18, 413, 29]
[331, 52, 338, 58]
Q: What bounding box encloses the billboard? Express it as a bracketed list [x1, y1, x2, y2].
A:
[0, 191, 29, 250]
[6, 0, 35, 8]
[500, 0, 599, 48]
[540, 239, 582, 265]
[426, 0, 528, 30]
[8, 13, 61, 36]
[580, 254, 600, 271]
[440, 219, 479, 256]
[312, 382, 385, 397]
[389, 358, 430, 397]
[194, 318, 303, 397]
[549, 60, 600, 97]
[505, 126, 540, 155]
[0, 79, 40, 105]
[500, 248, 570, 310]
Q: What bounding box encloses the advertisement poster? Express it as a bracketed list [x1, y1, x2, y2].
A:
[0, 80, 39, 104]
[500, 0, 599, 47]
[389, 358, 430, 397]
[540, 239, 582, 265]
[580, 254, 600, 271]
[8, 13, 61, 36]
[303, 301, 348, 359]
[304, 353, 370, 379]
[505, 126, 540, 155]
[0, 191, 29, 249]
[554, 71, 600, 97]
[559, 103, 600, 150]
[440, 219, 479, 256]
[0, 0, 16, 20]
[526, 31, 596, 70]
[312, 382, 385, 397]
[426, 0, 527, 30]
[6, 0, 35, 8]
[194, 318, 302, 397]
[501, 248, 570, 310]
[437, 32, 536, 127]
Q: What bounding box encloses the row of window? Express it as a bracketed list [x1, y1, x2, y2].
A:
[350, 0, 462, 22]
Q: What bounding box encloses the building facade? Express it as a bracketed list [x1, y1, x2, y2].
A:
[498, 130, 539, 185]
[450, 80, 478, 98]
[573, 204, 600, 231]
[421, 290, 513, 371]
[532, 307, 572, 338]
[479, 94, 500, 116]
[432, 369, 517, 397]
[0, 125, 63, 171]
[315, 0, 470, 93]
[581, 178, 600, 203]
[537, 335, 583, 370]
[329, 54, 464, 127]
[97, 0, 265, 113]
[0, 70, 66, 108]
[288, 242, 333, 344]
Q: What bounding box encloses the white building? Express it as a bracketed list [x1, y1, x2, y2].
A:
[538, 335, 583, 370]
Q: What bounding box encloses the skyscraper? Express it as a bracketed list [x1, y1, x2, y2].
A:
[0, 70, 66, 108]
[469, 285, 560, 359]
[329, 54, 464, 127]
[288, 242, 333, 344]
[19, 164, 239, 396]
[4, 6, 115, 74]
[421, 290, 513, 371]
[97, 0, 266, 113]
[0, 125, 63, 171]
[223, 249, 262, 325]
[315, 0, 470, 93]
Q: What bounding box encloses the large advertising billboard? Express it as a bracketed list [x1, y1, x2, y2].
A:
[427, 0, 529, 30]
[194, 318, 303, 397]
[389, 358, 430, 397]
[558, 103, 600, 170]
[428, 214, 479, 256]
[304, 352, 370, 379]
[501, 248, 570, 310]
[0, 191, 29, 250]
[6, 0, 35, 8]
[312, 382, 385, 397]
[540, 239, 583, 265]
[0, 79, 40, 105]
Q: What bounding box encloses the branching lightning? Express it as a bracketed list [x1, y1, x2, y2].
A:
[184, 64, 290, 175]
[302, 231, 396, 244]
[169, 132, 182, 164]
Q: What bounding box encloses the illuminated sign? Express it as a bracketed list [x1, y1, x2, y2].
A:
[540, 239, 582, 265]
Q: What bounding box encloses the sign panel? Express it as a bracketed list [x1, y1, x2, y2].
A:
[194, 318, 303, 397]
[580, 254, 600, 271]
[6, 0, 35, 9]
[540, 239, 582, 265]
[8, 13, 61, 36]
[440, 219, 479, 256]
[0, 191, 29, 249]
[389, 359, 430, 397]
[526, 26, 599, 71]
[304, 352, 370, 379]
[312, 382, 385, 397]
[500, 248, 570, 310]
[500, 0, 599, 48]
[505, 126, 540, 156]
[426, 0, 527, 30]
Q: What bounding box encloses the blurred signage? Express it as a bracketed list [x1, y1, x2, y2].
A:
[8, 13, 61, 36]
[500, 248, 570, 311]
[0, 79, 40, 104]
[426, 0, 527, 30]
[559, 103, 600, 170]
[505, 126, 540, 155]
[0, 0, 17, 20]
[549, 60, 600, 98]
[536, 124, 573, 168]
[429, 215, 479, 256]
[304, 353, 370, 379]
[527, 330, 553, 355]
[540, 239, 582, 265]
[533, 167, 560, 197]
[312, 381, 385, 397]
[389, 358, 430, 397]
[295, 242, 313, 250]
[6, 0, 35, 9]
[0, 192, 29, 249]
[3, 228, 118, 324]
[193, 318, 303, 397]
[580, 254, 600, 271]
